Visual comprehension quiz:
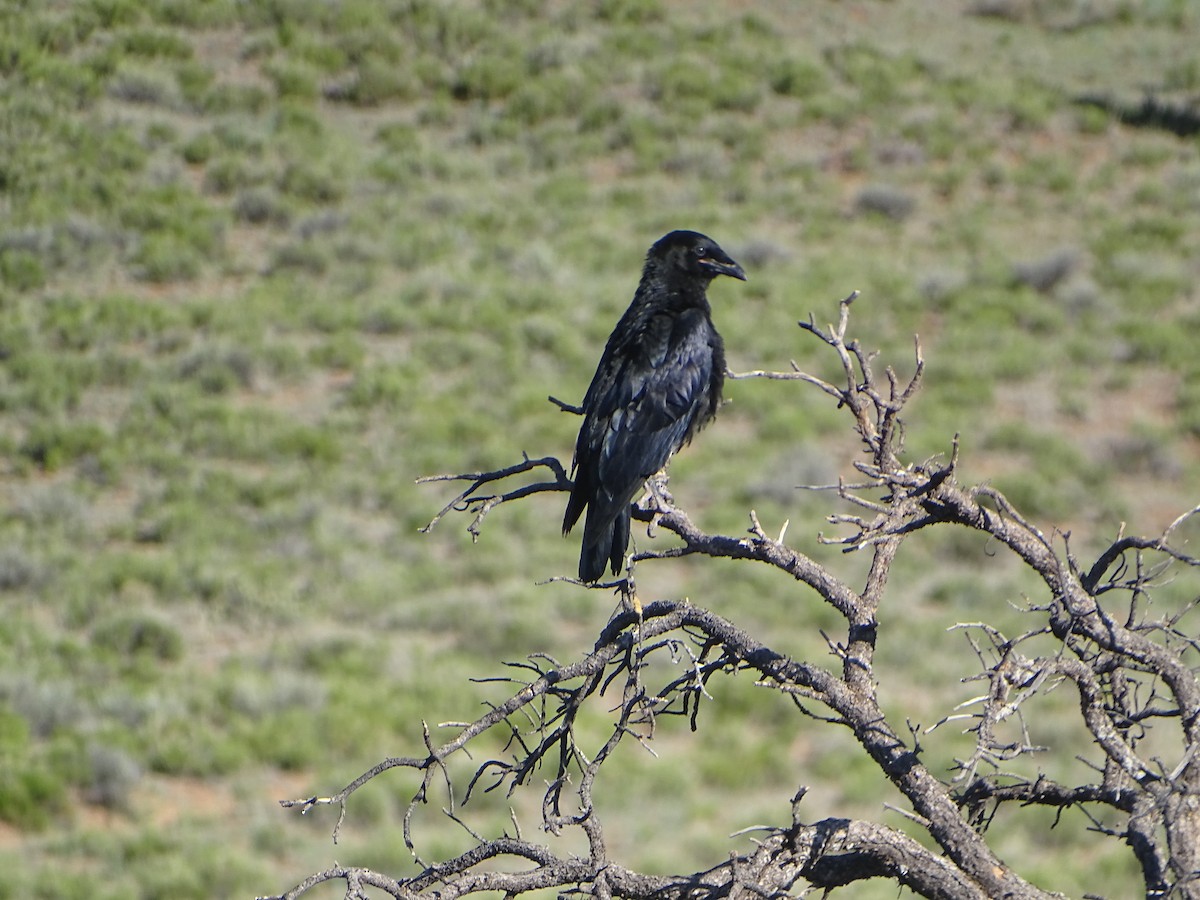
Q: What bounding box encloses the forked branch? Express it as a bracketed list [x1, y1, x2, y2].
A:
[268, 296, 1200, 900]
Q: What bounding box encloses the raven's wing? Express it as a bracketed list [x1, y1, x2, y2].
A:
[566, 308, 716, 534]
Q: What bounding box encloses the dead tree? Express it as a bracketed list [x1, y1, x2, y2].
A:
[261, 294, 1200, 900]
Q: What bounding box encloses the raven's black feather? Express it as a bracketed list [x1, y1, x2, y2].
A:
[563, 230, 745, 583]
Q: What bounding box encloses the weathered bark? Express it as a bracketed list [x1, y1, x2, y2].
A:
[264, 296, 1200, 900]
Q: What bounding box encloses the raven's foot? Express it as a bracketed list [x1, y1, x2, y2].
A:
[644, 470, 674, 511]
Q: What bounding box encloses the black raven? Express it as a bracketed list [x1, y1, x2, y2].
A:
[563, 230, 746, 583]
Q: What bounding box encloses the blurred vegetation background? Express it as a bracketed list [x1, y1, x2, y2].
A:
[1, 0, 1198, 897]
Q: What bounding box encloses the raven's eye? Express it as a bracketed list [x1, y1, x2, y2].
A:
[693, 245, 708, 258]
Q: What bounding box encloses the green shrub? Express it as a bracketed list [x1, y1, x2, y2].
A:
[202, 156, 261, 194]
[109, 64, 180, 106]
[268, 240, 329, 275]
[331, 58, 418, 106]
[174, 58, 214, 105]
[825, 42, 925, 107]
[131, 232, 203, 281]
[118, 182, 225, 281]
[91, 613, 185, 662]
[0, 711, 69, 828]
[594, 0, 664, 23]
[201, 81, 270, 114]
[451, 48, 525, 101]
[1179, 373, 1200, 437]
[343, 362, 408, 409]
[148, 719, 247, 776]
[277, 160, 345, 203]
[119, 27, 194, 59]
[264, 58, 319, 100]
[19, 420, 108, 471]
[0, 249, 46, 291]
[152, 0, 241, 28]
[505, 73, 581, 126]
[769, 55, 827, 97]
[308, 332, 365, 368]
[232, 187, 290, 225]
[270, 423, 340, 464]
[0, 765, 68, 829]
[23, 53, 108, 107]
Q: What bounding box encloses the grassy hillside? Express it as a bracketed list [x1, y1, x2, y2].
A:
[1, 1, 1198, 897]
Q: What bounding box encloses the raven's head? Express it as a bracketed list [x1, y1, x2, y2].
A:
[652, 230, 747, 283]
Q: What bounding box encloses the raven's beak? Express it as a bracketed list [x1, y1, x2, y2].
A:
[703, 257, 747, 281]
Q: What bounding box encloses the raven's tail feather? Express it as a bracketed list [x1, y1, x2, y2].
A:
[578, 504, 631, 583]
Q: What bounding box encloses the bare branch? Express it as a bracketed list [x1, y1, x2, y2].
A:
[548, 394, 584, 415]
[417, 454, 572, 535]
[270, 295, 1200, 900]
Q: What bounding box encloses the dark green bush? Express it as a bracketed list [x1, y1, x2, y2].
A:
[19, 420, 108, 471]
[91, 613, 185, 662]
